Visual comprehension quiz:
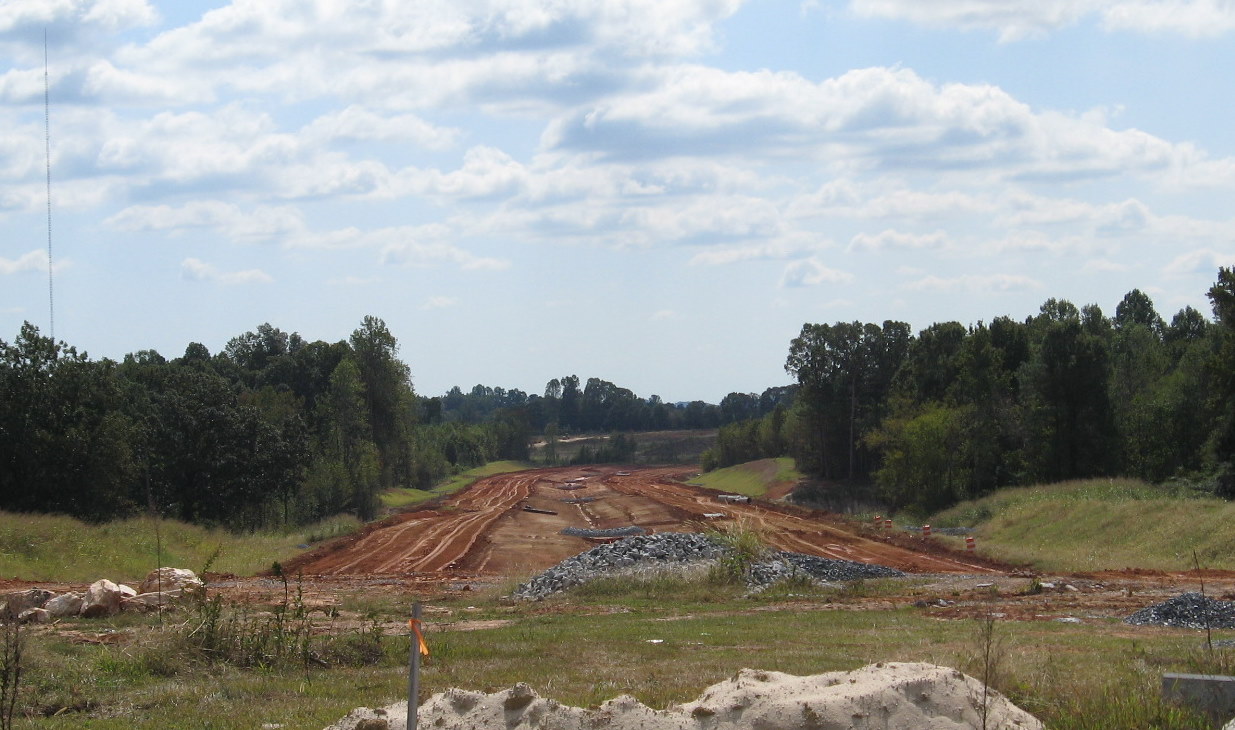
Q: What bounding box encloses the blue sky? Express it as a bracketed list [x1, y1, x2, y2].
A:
[3, 0, 1234, 403]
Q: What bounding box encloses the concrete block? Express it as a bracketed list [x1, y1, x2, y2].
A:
[1162, 673, 1235, 728]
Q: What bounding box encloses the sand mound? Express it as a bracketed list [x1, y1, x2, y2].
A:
[324, 663, 1042, 730]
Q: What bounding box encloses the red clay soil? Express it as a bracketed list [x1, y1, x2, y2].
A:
[284, 466, 1006, 583]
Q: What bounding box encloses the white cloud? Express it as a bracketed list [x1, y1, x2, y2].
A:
[106, 201, 305, 240]
[1083, 258, 1130, 272]
[849, 0, 1099, 40]
[0, 249, 46, 275]
[421, 296, 458, 310]
[848, 0, 1235, 39]
[180, 257, 272, 285]
[848, 229, 949, 252]
[689, 236, 832, 265]
[382, 240, 509, 271]
[906, 273, 1042, 292]
[1101, 0, 1235, 36]
[650, 309, 679, 320]
[1164, 248, 1235, 276]
[780, 258, 854, 287]
[301, 106, 460, 150]
[544, 65, 1227, 186]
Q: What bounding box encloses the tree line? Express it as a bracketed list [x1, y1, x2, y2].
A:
[705, 271, 1235, 516]
[0, 317, 533, 528]
[0, 316, 769, 529]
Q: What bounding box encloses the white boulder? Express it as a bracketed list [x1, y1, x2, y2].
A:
[44, 592, 84, 618]
[81, 579, 123, 618]
[139, 567, 204, 596]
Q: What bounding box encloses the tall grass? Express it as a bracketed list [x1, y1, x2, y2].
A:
[0, 512, 360, 582]
[928, 478, 1235, 572]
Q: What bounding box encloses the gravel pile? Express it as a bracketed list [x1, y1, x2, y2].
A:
[746, 552, 903, 589]
[1125, 592, 1235, 629]
[511, 532, 903, 600]
[560, 526, 646, 538]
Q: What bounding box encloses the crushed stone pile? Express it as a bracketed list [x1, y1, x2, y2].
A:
[746, 551, 903, 590]
[324, 663, 1043, 730]
[1125, 592, 1235, 629]
[510, 532, 903, 600]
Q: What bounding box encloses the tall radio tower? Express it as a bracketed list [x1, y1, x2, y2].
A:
[44, 29, 55, 343]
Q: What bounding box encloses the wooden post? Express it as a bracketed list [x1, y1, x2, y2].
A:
[408, 602, 421, 730]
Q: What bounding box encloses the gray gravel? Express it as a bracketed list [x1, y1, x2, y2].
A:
[560, 526, 647, 538]
[1125, 592, 1235, 629]
[511, 532, 903, 600]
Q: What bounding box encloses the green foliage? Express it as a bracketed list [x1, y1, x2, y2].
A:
[706, 520, 769, 584]
[788, 275, 1234, 516]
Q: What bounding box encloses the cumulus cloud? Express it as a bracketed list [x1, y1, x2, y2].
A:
[544, 65, 1226, 186]
[0, 0, 158, 50]
[180, 257, 272, 285]
[780, 258, 854, 287]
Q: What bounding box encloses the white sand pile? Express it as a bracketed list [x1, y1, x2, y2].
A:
[324, 662, 1043, 730]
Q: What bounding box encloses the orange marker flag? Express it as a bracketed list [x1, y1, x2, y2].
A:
[409, 618, 430, 657]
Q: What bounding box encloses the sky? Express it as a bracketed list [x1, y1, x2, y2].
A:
[3, 0, 1235, 404]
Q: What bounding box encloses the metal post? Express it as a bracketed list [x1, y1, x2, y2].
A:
[408, 602, 421, 730]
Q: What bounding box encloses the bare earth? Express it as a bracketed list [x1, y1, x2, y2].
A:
[284, 465, 1002, 581]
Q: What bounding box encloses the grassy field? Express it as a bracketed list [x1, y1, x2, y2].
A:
[6, 571, 1221, 729]
[927, 478, 1235, 572]
[689, 457, 800, 498]
[0, 513, 360, 583]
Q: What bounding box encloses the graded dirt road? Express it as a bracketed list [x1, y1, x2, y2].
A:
[287, 466, 1001, 582]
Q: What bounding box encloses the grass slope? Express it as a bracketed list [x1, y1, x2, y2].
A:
[929, 478, 1235, 572]
[690, 457, 800, 498]
[0, 462, 534, 583]
[0, 513, 359, 583]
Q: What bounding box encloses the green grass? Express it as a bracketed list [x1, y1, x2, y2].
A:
[7, 576, 1221, 729]
[928, 478, 1235, 572]
[0, 512, 362, 583]
[380, 461, 532, 510]
[690, 457, 800, 498]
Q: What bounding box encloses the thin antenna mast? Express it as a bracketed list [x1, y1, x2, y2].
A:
[44, 29, 55, 342]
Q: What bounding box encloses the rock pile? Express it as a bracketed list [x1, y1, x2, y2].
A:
[745, 552, 903, 590]
[1125, 592, 1235, 629]
[0, 567, 203, 624]
[511, 532, 904, 600]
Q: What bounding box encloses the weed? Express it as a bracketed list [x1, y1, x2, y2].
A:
[0, 619, 20, 730]
[706, 519, 769, 585]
